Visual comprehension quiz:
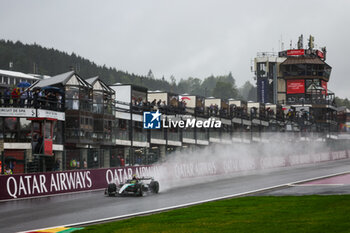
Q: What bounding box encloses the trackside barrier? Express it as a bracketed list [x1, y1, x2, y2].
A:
[0, 150, 349, 201]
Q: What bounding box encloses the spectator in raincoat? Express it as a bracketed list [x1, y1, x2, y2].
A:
[11, 88, 20, 107]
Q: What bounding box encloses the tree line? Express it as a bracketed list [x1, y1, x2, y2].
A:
[0, 39, 257, 100]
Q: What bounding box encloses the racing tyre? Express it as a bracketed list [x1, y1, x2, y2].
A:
[107, 183, 117, 197]
[150, 181, 159, 194]
[137, 185, 144, 197]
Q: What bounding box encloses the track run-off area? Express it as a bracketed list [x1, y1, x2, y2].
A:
[0, 158, 348, 233]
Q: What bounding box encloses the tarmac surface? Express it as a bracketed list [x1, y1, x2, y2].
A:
[258, 172, 350, 196]
[1, 159, 350, 233]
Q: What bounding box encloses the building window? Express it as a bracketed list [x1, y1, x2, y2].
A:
[19, 118, 31, 141]
[4, 117, 18, 140]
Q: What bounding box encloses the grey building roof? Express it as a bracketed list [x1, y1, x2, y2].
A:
[86, 76, 115, 94]
[0, 69, 38, 80]
[86, 76, 99, 85]
[32, 71, 75, 88]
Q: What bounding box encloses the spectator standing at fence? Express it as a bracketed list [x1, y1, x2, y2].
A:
[214, 104, 218, 115]
[151, 99, 157, 108]
[33, 89, 40, 108]
[48, 91, 57, 110]
[54, 159, 60, 171]
[56, 93, 62, 110]
[20, 89, 28, 107]
[4, 166, 12, 175]
[38, 90, 46, 108]
[4, 88, 10, 107]
[116, 155, 121, 167]
[26, 89, 33, 107]
[157, 99, 162, 107]
[11, 88, 19, 107]
[120, 156, 125, 167]
[138, 97, 143, 106]
[209, 104, 214, 115]
[72, 92, 79, 110]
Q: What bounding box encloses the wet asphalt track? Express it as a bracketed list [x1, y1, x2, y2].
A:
[1, 159, 350, 233]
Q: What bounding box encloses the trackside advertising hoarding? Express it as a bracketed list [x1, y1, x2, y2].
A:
[0, 166, 160, 201]
[0, 150, 348, 201]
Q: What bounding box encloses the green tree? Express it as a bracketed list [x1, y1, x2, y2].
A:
[239, 81, 257, 101]
[212, 81, 236, 99]
[147, 69, 155, 79]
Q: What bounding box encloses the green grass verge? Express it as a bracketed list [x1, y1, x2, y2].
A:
[76, 195, 350, 233]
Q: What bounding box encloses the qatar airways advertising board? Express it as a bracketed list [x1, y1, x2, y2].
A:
[0, 166, 159, 201]
[287, 80, 305, 94]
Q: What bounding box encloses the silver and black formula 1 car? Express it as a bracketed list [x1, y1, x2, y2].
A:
[105, 177, 159, 197]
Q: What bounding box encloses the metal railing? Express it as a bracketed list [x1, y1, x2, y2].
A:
[0, 96, 65, 111]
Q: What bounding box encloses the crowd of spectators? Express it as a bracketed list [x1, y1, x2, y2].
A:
[0, 87, 63, 110]
[131, 96, 187, 114]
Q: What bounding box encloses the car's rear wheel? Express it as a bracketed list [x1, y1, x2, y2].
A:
[107, 183, 117, 196]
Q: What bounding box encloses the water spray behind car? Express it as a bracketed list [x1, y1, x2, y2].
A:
[153, 133, 337, 192]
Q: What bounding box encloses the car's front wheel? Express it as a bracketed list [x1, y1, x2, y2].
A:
[150, 181, 159, 194]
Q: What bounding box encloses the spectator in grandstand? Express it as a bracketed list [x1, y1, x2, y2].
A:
[120, 156, 125, 167]
[4, 88, 10, 107]
[72, 92, 79, 110]
[27, 89, 33, 107]
[54, 159, 60, 171]
[20, 89, 28, 107]
[151, 99, 157, 107]
[39, 90, 46, 108]
[33, 89, 40, 108]
[4, 166, 12, 175]
[11, 88, 20, 107]
[47, 91, 57, 110]
[214, 104, 219, 115]
[157, 99, 162, 107]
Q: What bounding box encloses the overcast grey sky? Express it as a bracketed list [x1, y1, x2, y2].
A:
[1, 0, 350, 98]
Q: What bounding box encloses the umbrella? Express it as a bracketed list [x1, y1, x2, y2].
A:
[42, 86, 63, 93]
[17, 82, 31, 88]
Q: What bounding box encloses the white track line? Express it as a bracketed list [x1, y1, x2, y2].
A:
[19, 170, 350, 233]
[289, 184, 345, 187]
